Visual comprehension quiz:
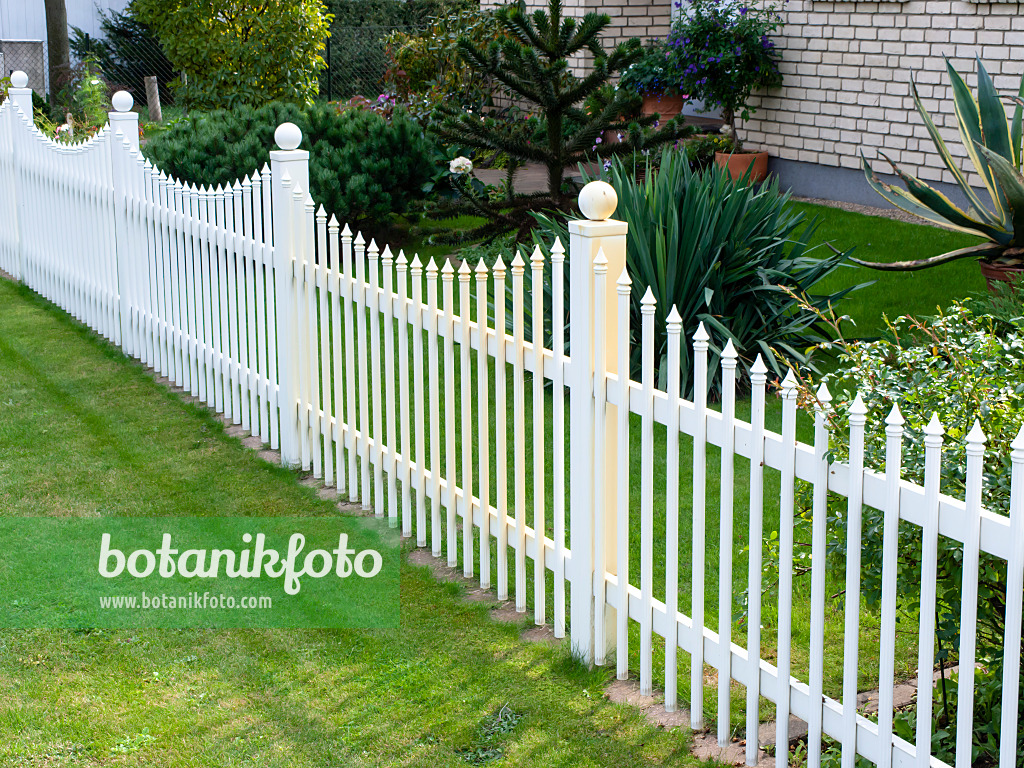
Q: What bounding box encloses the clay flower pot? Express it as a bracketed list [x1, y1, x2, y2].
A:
[978, 259, 1024, 293]
[714, 151, 769, 183]
[641, 93, 686, 122]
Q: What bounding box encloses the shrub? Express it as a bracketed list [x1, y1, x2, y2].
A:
[142, 102, 439, 227]
[531, 148, 857, 395]
[685, 130, 735, 171]
[133, 0, 330, 110]
[790, 301, 1024, 766]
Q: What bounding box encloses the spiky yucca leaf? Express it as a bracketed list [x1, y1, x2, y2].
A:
[858, 58, 1024, 270]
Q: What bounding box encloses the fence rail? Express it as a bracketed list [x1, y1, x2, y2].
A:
[2, 71, 1022, 768]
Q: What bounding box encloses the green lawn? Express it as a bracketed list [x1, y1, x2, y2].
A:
[0, 280, 697, 767]
[791, 201, 987, 338]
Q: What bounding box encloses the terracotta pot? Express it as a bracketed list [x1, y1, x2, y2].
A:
[714, 151, 769, 183]
[978, 259, 1024, 293]
[641, 93, 685, 122]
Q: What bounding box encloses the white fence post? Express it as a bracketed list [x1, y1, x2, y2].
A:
[108, 91, 139, 352]
[568, 181, 627, 665]
[7, 71, 33, 282]
[269, 123, 308, 469]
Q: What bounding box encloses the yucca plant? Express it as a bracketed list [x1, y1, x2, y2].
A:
[532, 149, 859, 395]
[858, 58, 1024, 271]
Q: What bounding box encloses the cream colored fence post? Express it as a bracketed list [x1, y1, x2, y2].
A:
[568, 181, 626, 665]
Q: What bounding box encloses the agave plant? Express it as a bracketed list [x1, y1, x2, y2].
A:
[858, 58, 1024, 271]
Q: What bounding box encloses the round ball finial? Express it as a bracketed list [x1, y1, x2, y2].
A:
[10, 71, 28, 89]
[578, 180, 617, 221]
[111, 90, 134, 113]
[275, 122, 303, 151]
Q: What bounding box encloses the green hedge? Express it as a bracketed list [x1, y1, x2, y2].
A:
[143, 102, 438, 226]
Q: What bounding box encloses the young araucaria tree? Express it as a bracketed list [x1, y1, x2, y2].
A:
[431, 0, 693, 241]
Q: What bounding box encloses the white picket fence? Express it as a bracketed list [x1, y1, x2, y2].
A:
[2, 73, 1023, 768]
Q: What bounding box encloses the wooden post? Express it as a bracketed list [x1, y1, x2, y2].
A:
[144, 76, 162, 124]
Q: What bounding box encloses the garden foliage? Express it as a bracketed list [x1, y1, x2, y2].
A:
[133, 0, 331, 110]
[668, 0, 783, 143]
[143, 102, 438, 226]
[532, 149, 856, 395]
[430, 0, 692, 242]
[793, 301, 1024, 765]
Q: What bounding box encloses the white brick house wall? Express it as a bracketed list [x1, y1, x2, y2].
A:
[739, 1, 1024, 190]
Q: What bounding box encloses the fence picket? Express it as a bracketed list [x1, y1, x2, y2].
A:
[639, 287, 656, 696]
[551, 238, 566, 637]
[877, 404, 905, 768]
[776, 370, 799, 768]
[355, 233, 371, 508]
[745, 355, 768, 765]
[426, 258, 442, 556]
[664, 306, 682, 710]
[459, 261, 474, 576]
[342, 224, 358, 501]
[512, 253, 527, 613]
[369, 240, 385, 517]
[531, 245, 547, 626]
[955, 422, 986, 768]
[383, 246, 398, 525]
[328, 215, 344, 492]
[442, 260, 457, 563]
[397, 251, 412, 536]
[412, 256, 427, 546]
[317, 205, 333, 487]
[1000, 425, 1024, 768]
[840, 394, 869, 768]
[717, 339, 738, 742]
[806, 382, 833, 767]
[615, 267, 632, 681]
[494, 257, 509, 601]
[475, 259, 491, 588]
[691, 321, 709, 728]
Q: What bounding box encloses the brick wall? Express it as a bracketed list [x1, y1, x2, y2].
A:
[739, 1, 1024, 189]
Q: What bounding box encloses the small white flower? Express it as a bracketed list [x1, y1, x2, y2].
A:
[90, 79, 100, 85]
[449, 156, 473, 175]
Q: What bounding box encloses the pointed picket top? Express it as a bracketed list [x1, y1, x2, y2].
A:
[241, 173, 252, 189]
[381, 245, 394, 265]
[593, 247, 608, 275]
[340, 222, 351, 237]
[396, 249, 408, 269]
[367, 239, 379, 258]
[812, 380, 830, 404]
[426, 256, 439, 275]
[1013, 424, 1024, 454]
[781, 368, 798, 395]
[530, 244, 545, 269]
[693, 320, 710, 343]
[261, 162, 271, 176]
[640, 286, 656, 314]
[666, 305, 682, 333]
[492, 255, 506, 278]
[550, 236, 565, 261]
[214, 183, 223, 195]
[441, 258, 455, 277]
[510, 252, 526, 273]
[292, 184, 305, 202]
[722, 338, 738, 361]
[616, 266, 631, 290]
[924, 412, 945, 440]
[304, 192, 315, 210]
[749, 353, 767, 376]
[410, 254, 423, 273]
[885, 402, 905, 428]
[250, 170, 261, 184]
[354, 231, 365, 246]
[458, 259, 471, 279]
[232, 178, 242, 193]
[848, 394, 868, 425]
[967, 420, 988, 447]
[328, 213, 339, 231]
[475, 258, 488, 278]
[314, 204, 326, 222]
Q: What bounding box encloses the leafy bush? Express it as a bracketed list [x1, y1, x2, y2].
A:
[790, 301, 1024, 766]
[532, 148, 856, 395]
[143, 102, 439, 226]
[668, 0, 784, 147]
[133, 0, 330, 110]
[385, 4, 504, 122]
[685, 130, 735, 170]
[619, 40, 686, 98]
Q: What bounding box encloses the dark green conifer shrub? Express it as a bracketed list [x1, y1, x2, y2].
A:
[143, 102, 438, 226]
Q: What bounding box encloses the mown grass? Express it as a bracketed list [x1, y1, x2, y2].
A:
[0, 279, 698, 767]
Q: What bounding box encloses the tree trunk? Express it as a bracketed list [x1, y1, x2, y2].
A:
[44, 0, 70, 95]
